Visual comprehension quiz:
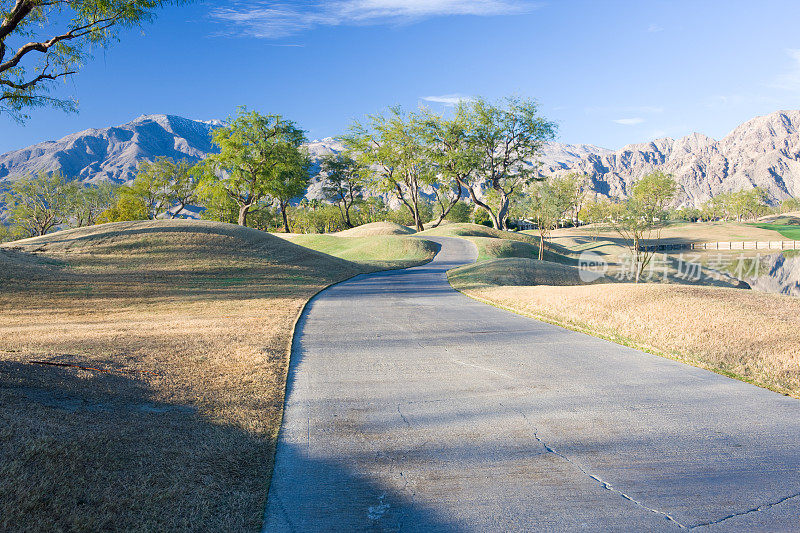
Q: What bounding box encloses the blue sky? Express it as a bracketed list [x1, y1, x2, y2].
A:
[2, 0, 800, 153]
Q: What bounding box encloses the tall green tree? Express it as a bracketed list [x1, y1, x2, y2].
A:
[524, 176, 578, 260]
[319, 153, 364, 228]
[456, 96, 557, 230]
[200, 108, 308, 227]
[70, 181, 118, 226]
[609, 171, 677, 282]
[421, 107, 479, 227]
[128, 157, 198, 218]
[3, 172, 76, 236]
[1, 0, 180, 123]
[268, 147, 311, 232]
[343, 107, 434, 232]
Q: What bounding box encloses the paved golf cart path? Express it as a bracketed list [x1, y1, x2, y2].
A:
[264, 237, 800, 532]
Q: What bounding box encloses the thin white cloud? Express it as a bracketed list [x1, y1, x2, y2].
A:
[614, 117, 645, 126]
[705, 93, 780, 108]
[647, 23, 663, 33]
[421, 93, 473, 106]
[586, 105, 663, 114]
[209, 0, 542, 38]
[766, 48, 800, 91]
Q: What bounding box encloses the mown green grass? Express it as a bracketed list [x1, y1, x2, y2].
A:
[448, 257, 600, 291]
[289, 234, 439, 270]
[418, 222, 537, 242]
[418, 223, 574, 263]
[750, 223, 800, 240]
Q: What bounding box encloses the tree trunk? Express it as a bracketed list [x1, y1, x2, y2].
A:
[344, 201, 353, 228]
[495, 190, 510, 230]
[281, 202, 290, 233]
[238, 204, 250, 227]
[539, 232, 545, 260]
[413, 203, 424, 232]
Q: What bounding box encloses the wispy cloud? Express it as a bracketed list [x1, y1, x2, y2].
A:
[209, 0, 542, 38]
[586, 105, 663, 114]
[421, 93, 473, 106]
[767, 48, 800, 91]
[614, 117, 645, 126]
[647, 23, 663, 33]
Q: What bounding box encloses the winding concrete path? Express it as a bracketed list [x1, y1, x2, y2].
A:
[264, 237, 800, 532]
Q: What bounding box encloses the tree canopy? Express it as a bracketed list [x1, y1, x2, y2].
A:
[1, 0, 180, 122]
[200, 108, 308, 227]
[343, 107, 435, 232]
[424, 96, 557, 230]
[608, 171, 678, 282]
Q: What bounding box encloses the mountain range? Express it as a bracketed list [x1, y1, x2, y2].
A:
[2, 110, 800, 207]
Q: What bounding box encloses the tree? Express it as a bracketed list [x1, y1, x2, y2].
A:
[359, 196, 389, 224]
[268, 147, 311, 232]
[780, 197, 800, 213]
[96, 193, 148, 223]
[608, 171, 677, 283]
[126, 159, 169, 219]
[201, 108, 308, 227]
[580, 198, 613, 241]
[319, 153, 364, 228]
[559, 172, 589, 226]
[524, 176, 575, 260]
[70, 181, 118, 226]
[455, 96, 557, 230]
[343, 107, 434, 232]
[703, 188, 769, 222]
[3, 172, 76, 236]
[445, 200, 471, 223]
[1, 0, 179, 123]
[0, 222, 11, 242]
[127, 157, 199, 218]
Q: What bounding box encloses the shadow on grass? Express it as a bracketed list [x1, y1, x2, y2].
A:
[0, 359, 272, 531]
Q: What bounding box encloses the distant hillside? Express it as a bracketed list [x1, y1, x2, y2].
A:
[0, 115, 221, 184]
[2, 110, 800, 207]
[541, 110, 800, 206]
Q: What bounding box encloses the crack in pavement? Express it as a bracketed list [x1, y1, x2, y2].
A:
[504, 403, 688, 530]
[688, 490, 800, 529]
[397, 403, 411, 428]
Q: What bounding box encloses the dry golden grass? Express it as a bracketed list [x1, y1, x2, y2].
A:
[551, 220, 787, 244]
[451, 279, 800, 398]
[0, 219, 407, 531]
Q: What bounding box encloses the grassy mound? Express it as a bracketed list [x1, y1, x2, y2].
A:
[750, 222, 800, 240]
[448, 257, 602, 291]
[419, 222, 577, 263]
[419, 222, 536, 242]
[757, 211, 800, 225]
[290, 233, 439, 270]
[334, 221, 416, 237]
[467, 237, 539, 261]
[0, 220, 373, 531]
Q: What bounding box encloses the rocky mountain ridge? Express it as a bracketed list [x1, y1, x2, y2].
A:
[2, 111, 800, 207]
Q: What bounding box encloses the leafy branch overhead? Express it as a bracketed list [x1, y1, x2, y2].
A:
[0, 0, 179, 122]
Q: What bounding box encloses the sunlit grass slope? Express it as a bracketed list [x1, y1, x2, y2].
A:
[334, 221, 417, 237]
[289, 233, 439, 270]
[419, 222, 573, 263]
[448, 257, 600, 290]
